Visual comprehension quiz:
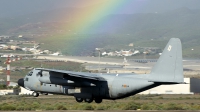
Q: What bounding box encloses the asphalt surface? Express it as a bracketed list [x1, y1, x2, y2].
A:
[37, 56, 200, 71]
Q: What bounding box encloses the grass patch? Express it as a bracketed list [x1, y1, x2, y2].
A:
[0, 94, 200, 110]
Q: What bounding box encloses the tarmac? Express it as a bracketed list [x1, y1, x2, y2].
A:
[37, 56, 200, 76]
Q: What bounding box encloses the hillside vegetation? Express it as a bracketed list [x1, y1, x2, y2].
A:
[0, 7, 200, 58]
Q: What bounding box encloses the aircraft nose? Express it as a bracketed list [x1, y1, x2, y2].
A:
[18, 78, 24, 87]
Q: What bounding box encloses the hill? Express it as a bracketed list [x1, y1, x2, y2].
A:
[0, 7, 200, 58]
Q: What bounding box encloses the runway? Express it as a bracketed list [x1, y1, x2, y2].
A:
[35, 56, 200, 77]
[37, 56, 129, 65]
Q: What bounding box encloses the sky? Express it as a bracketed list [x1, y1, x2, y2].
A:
[0, 0, 200, 18]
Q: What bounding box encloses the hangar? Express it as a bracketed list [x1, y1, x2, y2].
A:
[140, 78, 200, 94]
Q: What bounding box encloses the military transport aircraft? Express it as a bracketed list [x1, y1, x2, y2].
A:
[18, 38, 184, 103]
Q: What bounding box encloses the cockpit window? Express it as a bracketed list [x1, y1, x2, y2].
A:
[27, 71, 33, 76]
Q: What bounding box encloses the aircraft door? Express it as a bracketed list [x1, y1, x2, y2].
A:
[99, 87, 106, 97]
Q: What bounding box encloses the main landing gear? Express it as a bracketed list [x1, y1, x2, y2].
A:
[84, 98, 93, 103]
[75, 97, 102, 103]
[75, 97, 83, 103]
[94, 98, 102, 103]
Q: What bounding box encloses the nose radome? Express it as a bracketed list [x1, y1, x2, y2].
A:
[18, 78, 24, 87]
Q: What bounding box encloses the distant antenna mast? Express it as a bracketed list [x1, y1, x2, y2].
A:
[95, 48, 102, 73]
[123, 57, 127, 64]
[41, 61, 43, 68]
[143, 48, 147, 59]
[5, 56, 11, 86]
[123, 57, 128, 73]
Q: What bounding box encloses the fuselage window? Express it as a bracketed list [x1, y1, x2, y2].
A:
[27, 71, 33, 76]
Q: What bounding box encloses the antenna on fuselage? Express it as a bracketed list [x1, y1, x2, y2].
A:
[40, 61, 43, 68]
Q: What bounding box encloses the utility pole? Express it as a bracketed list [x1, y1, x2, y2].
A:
[95, 48, 102, 73]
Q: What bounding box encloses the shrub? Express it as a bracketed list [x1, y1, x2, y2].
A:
[141, 104, 151, 110]
[32, 101, 40, 109]
[1, 105, 16, 110]
[82, 105, 94, 110]
[96, 105, 106, 110]
[111, 103, 123, 109]
[163, 103, 184, 110]
[0, 84, 7, 89]
[0, 96, 6, 101]
[56, 105, 67, 110]
[122, 102, 140, 110]
[158, 96, 163, 99]
[23, 105, 32, 110]
[16, 106, 24, 110]
[45, 106, 54, 110]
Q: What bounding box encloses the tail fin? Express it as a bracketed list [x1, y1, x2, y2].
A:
[149, 38, 184, 84]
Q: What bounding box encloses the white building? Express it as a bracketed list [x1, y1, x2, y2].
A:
[139, 78, 200, 94]
[0, 90, 13, 95]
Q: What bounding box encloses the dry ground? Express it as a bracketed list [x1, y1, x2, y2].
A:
[1, 94, 200, 110]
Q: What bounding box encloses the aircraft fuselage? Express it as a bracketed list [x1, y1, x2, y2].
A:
[18, 69, 158, 102]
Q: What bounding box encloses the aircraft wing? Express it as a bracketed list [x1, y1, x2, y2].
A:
[35, 68, 105, 81]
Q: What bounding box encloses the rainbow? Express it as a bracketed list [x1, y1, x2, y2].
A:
[49, 1, 146, 55]
[57, 1, 131, 33]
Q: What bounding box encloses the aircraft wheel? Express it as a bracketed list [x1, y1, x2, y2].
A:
[75, 98, 83, 103]
[95, 98, 102, 103]
[84, 98, 93, 103]
[32, 92, 39, 97]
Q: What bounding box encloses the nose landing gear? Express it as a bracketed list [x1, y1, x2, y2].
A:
[32, 92, 39, 97]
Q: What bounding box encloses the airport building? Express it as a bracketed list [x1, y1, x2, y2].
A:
[140, 78, 200, 94]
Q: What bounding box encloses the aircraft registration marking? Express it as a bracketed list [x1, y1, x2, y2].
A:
[168, 45, 172, 51]
[122, 85, 129, 88]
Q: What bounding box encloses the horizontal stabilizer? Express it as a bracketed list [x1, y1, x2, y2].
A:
[148, 80, 186, 84]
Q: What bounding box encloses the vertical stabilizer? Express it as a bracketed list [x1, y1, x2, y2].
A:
[150, 38, 184, 83]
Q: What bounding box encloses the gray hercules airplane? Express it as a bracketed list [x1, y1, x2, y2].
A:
[18, 38, 184, 103]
